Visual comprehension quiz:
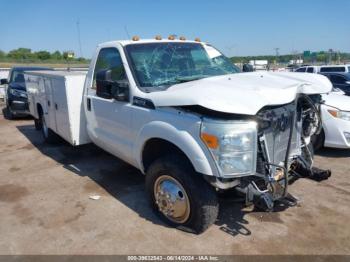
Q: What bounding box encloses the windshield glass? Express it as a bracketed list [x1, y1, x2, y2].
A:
[10, 71, 25, 83]
[125, 42, 240, 91]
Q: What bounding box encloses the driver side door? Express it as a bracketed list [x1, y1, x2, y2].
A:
[86, 47, 134, 163]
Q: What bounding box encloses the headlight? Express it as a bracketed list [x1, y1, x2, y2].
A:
[201, 120, 257, 177]
[328, 109, 350, 121]
[9, 89, 27, 98]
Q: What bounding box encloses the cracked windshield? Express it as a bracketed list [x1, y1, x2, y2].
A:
[125, 42, 240, 91]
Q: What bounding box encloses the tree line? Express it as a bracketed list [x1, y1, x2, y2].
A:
[0, 48, 89, 63]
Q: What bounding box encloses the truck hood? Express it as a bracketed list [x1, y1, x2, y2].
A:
[322, 92, 350, 111]
[146, 72, 332, 115]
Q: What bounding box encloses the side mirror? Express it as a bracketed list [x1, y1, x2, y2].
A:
[346, 81, 350, 85]
[0, 79, 8, 85]
[96, 69, 129, 101]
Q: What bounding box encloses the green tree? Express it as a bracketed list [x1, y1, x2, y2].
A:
[51, 50, 62, 60]
[35, 51, 51, 60]
[0, 50, 5, 59]
[7, 48, 33, 60]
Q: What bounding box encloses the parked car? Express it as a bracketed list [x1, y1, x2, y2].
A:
[295, 65, 319, 73]
[320, 72, 350, 96]
[319, 65, 350, 73]
[312, 92, 350, 149]
[1, 66, 53, 119]
[24, 37, 332, 234]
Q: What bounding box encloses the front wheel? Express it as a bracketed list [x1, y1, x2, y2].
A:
[145, 154, 219, 234]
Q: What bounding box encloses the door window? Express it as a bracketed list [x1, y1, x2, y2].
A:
[330, 75, 346, 84]
[295, 67, 306, 72]
[307, 67, 314, 73]
[92, 48, 126, 90]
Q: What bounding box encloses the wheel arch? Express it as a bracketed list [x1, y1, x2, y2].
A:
[135, 121, 217, 176]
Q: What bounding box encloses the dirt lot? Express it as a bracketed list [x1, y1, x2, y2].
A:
[0, 109, 349, 255]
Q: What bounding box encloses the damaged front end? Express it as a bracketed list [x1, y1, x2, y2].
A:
[236, 94, 331, 210]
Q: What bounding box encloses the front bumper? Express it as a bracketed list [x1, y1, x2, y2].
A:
[8, 100, 30, 115]
[322, 107, 350, 149]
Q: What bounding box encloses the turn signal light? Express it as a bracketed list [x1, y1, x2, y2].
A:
[201, 133, 218, 149]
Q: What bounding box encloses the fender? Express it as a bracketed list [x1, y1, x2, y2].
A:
[134, 120, 219, 177]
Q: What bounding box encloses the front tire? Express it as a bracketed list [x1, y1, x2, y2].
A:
[145, 154, 219, 234]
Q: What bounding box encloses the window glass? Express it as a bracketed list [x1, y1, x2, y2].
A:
[307, 67, 314, 73]
[125, 43, 240, 91]
[10, 71, 25, 83]
[296, 67, 306, 72]
[320, 67, 346, 72]
[92, 48, 126, 88]
[330, 75, 346, 84]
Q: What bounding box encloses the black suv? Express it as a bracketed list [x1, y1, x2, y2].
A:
[1, 66, 53, 119]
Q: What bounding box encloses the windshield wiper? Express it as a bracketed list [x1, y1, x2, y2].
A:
[175, 76, 205, 83]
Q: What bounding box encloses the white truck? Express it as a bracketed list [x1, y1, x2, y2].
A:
[25, 37, 332, 234]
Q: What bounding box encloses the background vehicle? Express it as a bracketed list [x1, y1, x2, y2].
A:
[320, 72, 350, 96]
[25, 37, 332, 234]
[319, 65, 350, 73]
[295, 65, 319, 73]
[1, 66, 53, 119]
[313, 92, 350, 149]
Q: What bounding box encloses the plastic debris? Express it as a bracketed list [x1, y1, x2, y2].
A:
[89, 195, 101, 200]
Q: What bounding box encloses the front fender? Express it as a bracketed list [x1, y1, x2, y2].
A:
[134, 120, 218, 177]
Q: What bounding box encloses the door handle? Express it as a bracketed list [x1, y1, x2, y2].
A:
[55, 103, 58, 110]
[48, 100, 50, 107]
[87, 98, 91, 111]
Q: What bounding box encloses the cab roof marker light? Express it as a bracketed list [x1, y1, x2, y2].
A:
[155, 35, 162, 40]
[132, 36, 140, 41]
[179, 36, 186, 41]
[194, 37, 201, 42]
[168, 35, 176, 40]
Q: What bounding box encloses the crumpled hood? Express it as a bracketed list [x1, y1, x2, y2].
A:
[322, 92, 350, 111]
[146, 72, 332, 115]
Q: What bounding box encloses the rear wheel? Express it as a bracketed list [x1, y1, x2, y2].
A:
[40, 113, 57, 143]
[145, 154, 219, 234]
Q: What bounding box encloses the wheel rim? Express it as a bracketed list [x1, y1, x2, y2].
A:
[153, 175, 190, 224]
[42, 116, 48, 138]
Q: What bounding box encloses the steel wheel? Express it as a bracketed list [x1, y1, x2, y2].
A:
[153, 175, 190, 224]
[42, 115, 49, 138]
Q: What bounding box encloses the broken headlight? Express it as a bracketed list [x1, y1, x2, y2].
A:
[201, 120, 257, 177]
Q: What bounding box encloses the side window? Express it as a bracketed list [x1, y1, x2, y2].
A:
[307, 67, 314, 73]
[330, 75, 346, 84]
[296, 67, 306, 72]
[92, 48, 126, 89]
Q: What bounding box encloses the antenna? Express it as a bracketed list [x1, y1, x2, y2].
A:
[274, 47, 280, 64]
[124, 25, 130, 39]
[76, 19, 83, 58]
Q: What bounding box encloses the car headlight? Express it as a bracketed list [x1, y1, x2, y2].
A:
[328, 109, 350, 121]
[9, 89, 27, 98]
[201, 119, 257, 177]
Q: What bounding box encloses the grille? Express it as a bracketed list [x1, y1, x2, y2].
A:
[257, 103, 302, 167]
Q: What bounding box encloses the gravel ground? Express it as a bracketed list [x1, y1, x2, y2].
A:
[0, 109, 349, 255]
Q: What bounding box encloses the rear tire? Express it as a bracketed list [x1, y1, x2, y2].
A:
[34, 118, 42, 130]
[40, 113, 57, 143]
[145, 154, 219, 234]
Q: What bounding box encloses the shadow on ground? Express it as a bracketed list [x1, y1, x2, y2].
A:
[16, 123, 293, 236]
[316, 147, 350, 158]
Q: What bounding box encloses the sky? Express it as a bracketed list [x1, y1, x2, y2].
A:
[0, 0, 349, 58]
